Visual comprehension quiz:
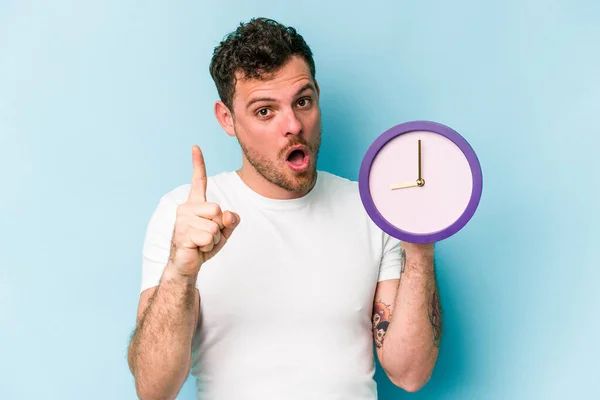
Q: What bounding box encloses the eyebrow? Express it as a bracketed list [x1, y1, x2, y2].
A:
[246, 82, 315, 109]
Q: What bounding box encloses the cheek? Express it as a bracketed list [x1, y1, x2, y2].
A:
[303, 109, 320, 129]
[237, 118, 272, 143]
[239, 125, 281, 155]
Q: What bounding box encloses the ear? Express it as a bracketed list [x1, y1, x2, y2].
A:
[214, 101, 236, 137]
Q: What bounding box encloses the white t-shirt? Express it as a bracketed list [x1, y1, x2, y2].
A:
[141, 170, 402, 400]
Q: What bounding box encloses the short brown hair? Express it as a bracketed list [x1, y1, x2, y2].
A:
[209, 17, 316, 112]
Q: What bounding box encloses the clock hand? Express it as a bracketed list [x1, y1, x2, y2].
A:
[417, 139, 425, 187]
[390, 181, 419, 190]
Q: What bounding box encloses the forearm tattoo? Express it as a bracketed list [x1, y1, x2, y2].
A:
[372, 300, 391, 348]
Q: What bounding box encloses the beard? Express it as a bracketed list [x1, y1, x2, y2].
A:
[236, 128, 321, 194]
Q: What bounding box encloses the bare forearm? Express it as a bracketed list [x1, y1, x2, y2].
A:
[128, 264, 199, 400]
[382, 245, 441, 388]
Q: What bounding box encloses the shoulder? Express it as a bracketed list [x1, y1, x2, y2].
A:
[316, 170, 362, 205]
[317, 170, 359, 195]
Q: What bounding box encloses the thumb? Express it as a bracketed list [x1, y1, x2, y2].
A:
[220, 211, 240, 240]
[207, 211, 240, 258]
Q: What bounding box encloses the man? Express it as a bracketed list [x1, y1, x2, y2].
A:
[127, 17, 441, 400]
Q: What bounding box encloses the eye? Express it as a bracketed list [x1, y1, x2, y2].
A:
[256, 108, 271, 118]
[297, 97, 312, 108]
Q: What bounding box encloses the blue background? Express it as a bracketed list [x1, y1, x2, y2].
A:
[1, 1, 599, 399]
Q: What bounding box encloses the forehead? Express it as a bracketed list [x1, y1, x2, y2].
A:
[233, 56, 315, 103]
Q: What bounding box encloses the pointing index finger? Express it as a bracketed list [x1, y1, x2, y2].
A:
[189, 145, 207, 202]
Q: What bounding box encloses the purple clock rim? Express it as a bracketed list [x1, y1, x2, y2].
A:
[358, 120, 483, 244]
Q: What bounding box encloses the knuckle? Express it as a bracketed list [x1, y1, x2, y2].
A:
[200, 240, 214, 251]
[208, 202, 222, 216]
[182, 239, 195, 249]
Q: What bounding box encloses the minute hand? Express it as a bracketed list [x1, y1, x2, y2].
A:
[390, 181, 419, 190]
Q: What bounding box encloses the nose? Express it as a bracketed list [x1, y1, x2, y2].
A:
[281, 109, 302, 136]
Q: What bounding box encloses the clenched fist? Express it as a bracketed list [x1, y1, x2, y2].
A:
[168, 145, 240, 276]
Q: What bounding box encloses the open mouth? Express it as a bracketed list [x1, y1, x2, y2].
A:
[285, 146, 310, 173]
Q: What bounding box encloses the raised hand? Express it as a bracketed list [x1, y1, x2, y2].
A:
[168, 145, 240, 276]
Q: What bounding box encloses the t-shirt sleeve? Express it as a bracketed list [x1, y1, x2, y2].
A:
[377, 233, 402, 282]
[140, 195, 178, 293]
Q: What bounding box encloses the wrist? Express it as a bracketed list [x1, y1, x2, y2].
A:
[402, 242, 434, 257]
[163, 262, 199, 286]
[401, 242, 435, 272]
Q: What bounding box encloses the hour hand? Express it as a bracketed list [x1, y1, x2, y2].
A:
[390, 181, 419, 190]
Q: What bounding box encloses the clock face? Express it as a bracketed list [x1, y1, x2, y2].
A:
[359, 121, 483, 244]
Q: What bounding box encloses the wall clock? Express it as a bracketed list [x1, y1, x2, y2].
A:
[358, 120, 483, 244]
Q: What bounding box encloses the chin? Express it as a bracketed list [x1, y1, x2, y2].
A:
[286, 168, 316, 192]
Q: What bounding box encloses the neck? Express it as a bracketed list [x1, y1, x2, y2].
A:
[236, 160, 316, 200]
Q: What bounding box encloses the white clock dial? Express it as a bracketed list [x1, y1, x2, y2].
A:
[368, 130, 473, 234]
